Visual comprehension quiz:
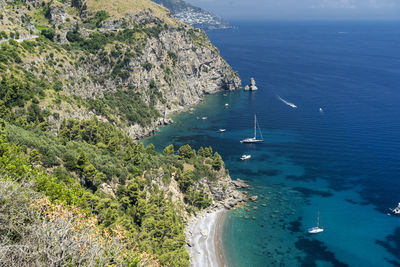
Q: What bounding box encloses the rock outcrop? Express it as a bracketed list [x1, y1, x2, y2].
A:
[244, 77, 258, 91]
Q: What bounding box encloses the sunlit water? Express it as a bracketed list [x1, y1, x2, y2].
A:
[144, 21, 400, 266]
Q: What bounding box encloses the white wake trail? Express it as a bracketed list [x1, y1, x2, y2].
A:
[277, 95, 297, 108]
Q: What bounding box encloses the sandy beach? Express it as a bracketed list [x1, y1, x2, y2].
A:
[186, 209, 227, 267]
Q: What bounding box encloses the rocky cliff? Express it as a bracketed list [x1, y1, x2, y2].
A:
[150, 164, 249, 225]
[0, 0, 240, 139]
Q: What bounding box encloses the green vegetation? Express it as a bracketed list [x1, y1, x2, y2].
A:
[84, 10, 110, 27]
[66, 24, 164, 54]
[0, 1, 237, 264]
[167, 50, 178, 65]
[88, 88, 161, 126]
[0, 116, 226, 265]
[41, 27, 56, 41]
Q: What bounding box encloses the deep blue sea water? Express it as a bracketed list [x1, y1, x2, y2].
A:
[144, 21, 400, 266]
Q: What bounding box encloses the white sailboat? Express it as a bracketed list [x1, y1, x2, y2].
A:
[308, 211, 324, 234]
[240, 114, 264, 143]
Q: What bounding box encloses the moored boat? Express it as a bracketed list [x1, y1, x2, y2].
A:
[390, 203, 400, 215]
[241, 154, 251, 160]
[240, 114, 264, 143]
[308, 211, 324, 234]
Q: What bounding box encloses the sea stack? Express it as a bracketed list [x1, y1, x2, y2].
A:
[244, 78, 258, 91]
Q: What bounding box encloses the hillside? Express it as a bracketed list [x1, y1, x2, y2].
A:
[0, 0, 240, 139]
[152, 0, 231, 30]
[0, 0, 242, 265]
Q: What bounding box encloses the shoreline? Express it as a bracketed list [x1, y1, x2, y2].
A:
[133, 90, 237, 140]
[185, 209, 227, 267]
[185, 179, 251, 267]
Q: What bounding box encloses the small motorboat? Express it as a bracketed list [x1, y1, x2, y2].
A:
[201, 116, 207, 120]
[225, 103, 229, 107]
[223, 93, 228, 96]
[319, 108, 324, 113]
[390, 203, 400, 215]
[241, 154, 251, 160]
[218, 129, 226, 133]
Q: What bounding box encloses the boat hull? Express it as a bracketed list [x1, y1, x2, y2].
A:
[308, 227, 324, 234]
[240, 139, 264, 143]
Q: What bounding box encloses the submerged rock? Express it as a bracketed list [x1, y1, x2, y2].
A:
[249, 195, 259, 202]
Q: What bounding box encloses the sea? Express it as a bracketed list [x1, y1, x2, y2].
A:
[144, 21, 400, 266]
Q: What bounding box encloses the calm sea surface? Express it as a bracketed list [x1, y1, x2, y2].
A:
[144, 21, 400, 266]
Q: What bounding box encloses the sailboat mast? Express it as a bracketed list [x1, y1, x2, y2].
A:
[317, 211, 320, 228]
[254, 114, 257, 139]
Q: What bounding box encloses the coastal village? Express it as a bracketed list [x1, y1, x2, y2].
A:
[175, 10, 231, 30]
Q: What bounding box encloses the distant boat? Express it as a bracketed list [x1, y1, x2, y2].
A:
[308, 211, 324, 234]
[218, 129, 226, 133]
[241, 154, 251, 160]
[390, 203, 400, 215]
[201, 116, 207, 120]
[225, 103, 229, 107]
[223, 93, 228, 96]
[319, 108, 324, 113]
[240, 114, 264, 143]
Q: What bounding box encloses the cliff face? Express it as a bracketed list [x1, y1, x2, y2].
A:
[0, 0, 240, 139]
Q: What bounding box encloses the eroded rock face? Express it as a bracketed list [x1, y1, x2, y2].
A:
[70, 24, 240, 139]
[49, 6, 67, 25]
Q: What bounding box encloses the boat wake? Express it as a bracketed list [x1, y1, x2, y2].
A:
[277, 95, 297, 108]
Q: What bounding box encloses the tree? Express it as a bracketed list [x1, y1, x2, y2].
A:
[163, 144, 174, 156]
[29, 149, 41, 165]
[198, 146, 213, 158]
[41, 28, 55, 41]
[212, 152, 223, 171]
[145, 143, 155, 155]
[177, 144, 195, 159]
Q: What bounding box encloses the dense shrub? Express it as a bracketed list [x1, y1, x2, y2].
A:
[41, 28, 55, 41]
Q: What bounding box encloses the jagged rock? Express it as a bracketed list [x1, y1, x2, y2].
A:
[49, 5, 67, 25]
[101, 19, 123, 31]
[0, 0, 5, 10]
[244, 77, 258, 91]
[25, 22, 38, 33]
[231, 178, 250, 189]
[100, 183, 115, 197]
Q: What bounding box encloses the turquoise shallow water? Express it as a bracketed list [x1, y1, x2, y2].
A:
[144, 21, 400, 266]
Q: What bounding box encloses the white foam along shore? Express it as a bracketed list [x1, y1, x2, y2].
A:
[186, 209, 226, 267]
